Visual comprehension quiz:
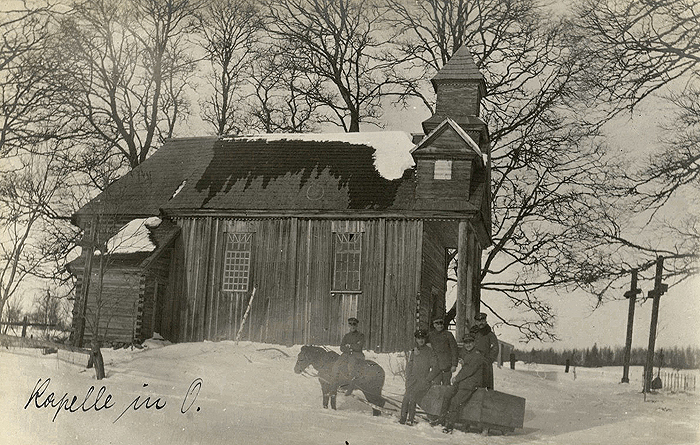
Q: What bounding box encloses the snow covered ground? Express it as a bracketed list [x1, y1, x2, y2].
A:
[1, 340, 698, 445]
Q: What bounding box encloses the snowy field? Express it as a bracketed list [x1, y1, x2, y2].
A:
[1, 340, 698, 445]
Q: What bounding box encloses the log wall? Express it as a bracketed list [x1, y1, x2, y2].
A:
[81, 269, 141, 345]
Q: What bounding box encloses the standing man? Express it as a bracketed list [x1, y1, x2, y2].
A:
[428, 317, 458, 385]
[441, 333, 487, 434]
[339, 317, 365, 395]
[470, 312, 498, 389]
[400, 329, 440, 425]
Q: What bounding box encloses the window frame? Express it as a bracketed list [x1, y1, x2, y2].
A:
[331, 232, 363, 293]
[221, 232, 253, 292]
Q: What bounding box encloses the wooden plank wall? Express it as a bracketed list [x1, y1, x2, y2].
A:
[169, 217, 424, 352]
[381, 220, 423, 352]
[168, 235, 184, 342]
[82, 270, 141, 345]
[140, 250, 172, 340]
[362, 219, 386, 352]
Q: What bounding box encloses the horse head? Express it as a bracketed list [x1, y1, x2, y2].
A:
[294, 345, 314, 374]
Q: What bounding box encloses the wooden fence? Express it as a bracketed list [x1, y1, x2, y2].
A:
[1, 316, 57, 338]
[659, 371, 697, 393]
[0, 333, 90, 355]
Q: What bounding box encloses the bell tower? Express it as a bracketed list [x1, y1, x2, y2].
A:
[412, 47, 493, 340]
[413, 45, 491, 227]
[421, 45, 489, 152]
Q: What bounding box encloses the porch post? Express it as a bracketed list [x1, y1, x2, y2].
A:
[456, 221, 469, 340]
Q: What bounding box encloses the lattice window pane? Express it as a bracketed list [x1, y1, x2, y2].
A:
[222, 233, 253, 292]
[333, 232, 362, 292]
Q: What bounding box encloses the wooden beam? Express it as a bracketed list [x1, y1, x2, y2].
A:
[621, 269, 641, 383]
[167, 209, 480, 220]
[456, 221, 469, 340]
[466, 229, 477, 332]
[644, 257, 667, 393]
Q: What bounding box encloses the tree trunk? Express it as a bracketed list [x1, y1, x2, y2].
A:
[90, 343, 106, 380]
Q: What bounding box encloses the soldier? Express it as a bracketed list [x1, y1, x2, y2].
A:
[427, 317, 458, 385]
[399, 329, 440, 425]
[441, 333, 487, 434]
[338, 317, 365, 395]
[470, 312, 499, 389]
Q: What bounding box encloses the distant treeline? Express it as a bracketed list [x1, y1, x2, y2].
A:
[514, 344, 700, 370]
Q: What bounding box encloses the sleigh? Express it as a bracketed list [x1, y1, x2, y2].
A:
[419, 386, 526, 434]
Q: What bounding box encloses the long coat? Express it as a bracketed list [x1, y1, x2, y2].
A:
[453, 349, 487, 390]
[340, 331, 365, 356]
[471, 324, 498, 363]
[405, 344, 441, 392]
[427, 329, 458, 371]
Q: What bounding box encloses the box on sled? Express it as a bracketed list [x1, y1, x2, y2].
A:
[419, 386, 525, 433]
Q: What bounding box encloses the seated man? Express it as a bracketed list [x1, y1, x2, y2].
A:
[337, 317, 365, 395]
[439, 333, 487, 434]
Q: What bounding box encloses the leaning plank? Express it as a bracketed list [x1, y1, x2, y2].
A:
[235, 287, 257, 342]
[0, 334, 90, 354]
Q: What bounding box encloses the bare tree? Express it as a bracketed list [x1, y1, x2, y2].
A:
[265, 0, 396, 132]
[195, 0, 263, 135]
[247, 47, 325, 133]
[385, 0, 620, 341]
[0, 146, 70, 326]
[51, 0, 199, 170]
[1, 295, 24, 336]
[572, 0, 700, 114]
[0, 1, 65, 158]
[29, 284, 71, 341]
[568, 0, 700, 290]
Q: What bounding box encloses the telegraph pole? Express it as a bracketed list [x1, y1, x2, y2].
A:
[621, 269, 641, 383]
[643, 257, 668, 393]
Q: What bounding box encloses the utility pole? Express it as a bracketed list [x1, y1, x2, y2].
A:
[621, 269, 641, 383]
[643, 257, 668, 393]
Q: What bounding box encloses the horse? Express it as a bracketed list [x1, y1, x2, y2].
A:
[294, 345, 386, 416]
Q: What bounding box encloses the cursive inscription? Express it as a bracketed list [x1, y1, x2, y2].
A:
[113, 383, 167, 423]
[24, 378, 115, 422]
[24, 377, 202, 423]
[180, 378, 202, 414]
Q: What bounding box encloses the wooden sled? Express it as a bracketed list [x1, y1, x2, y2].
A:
[419, 386, 525, 434]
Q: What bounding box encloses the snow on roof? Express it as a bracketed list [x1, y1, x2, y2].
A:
[229, 131, 416, 181]
[104, 217, 162, 255]
[170, 180, 187, 200]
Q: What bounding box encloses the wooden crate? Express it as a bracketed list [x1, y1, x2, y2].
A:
[419, 386, 526, 433]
